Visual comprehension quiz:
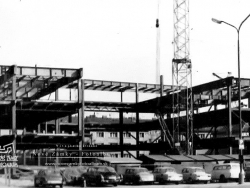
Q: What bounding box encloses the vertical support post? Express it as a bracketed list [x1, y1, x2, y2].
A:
[227, 84, 232, 154]
[121, 92, 123, 103]
[12, 68, 16, 150]
[55, 90, 60, 134]
[4, 167, 7, 185]
[78, 79, 85, 165]
[160, 75, 165, 142]
[8, 167, 10, 186]
[55, 90, 59, 166]
[45, 122, 47, 134]
[186, 90, 189, 154]
[81, 79, 85, 156]
[135, 83, 139, 158]
[12, 66, 17, 176]
[23, 150, 26, 166]
[248, 96, 250, 109]
[119, 110, 124, 157]
[214, 104, 219, 154]
[38, 124, 41, 134]
[160, 75, 164, 96]
[190, 92, 194, 155]
[37, 124, 41, 166]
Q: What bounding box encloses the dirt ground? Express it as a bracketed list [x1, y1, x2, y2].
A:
[0, 175, 33, 188]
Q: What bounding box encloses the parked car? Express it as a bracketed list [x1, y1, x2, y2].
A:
[34, 168, 63, 188]
[123, 167, 154, 185]
[153, 166, 183, 184]
[182, 167, 211, 184]
[212, 163, 243, 182]
[81, 166, 122, 186]
[63, 166, 88, 185]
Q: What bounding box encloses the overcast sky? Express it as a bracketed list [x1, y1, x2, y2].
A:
[0, 0, 250, 88]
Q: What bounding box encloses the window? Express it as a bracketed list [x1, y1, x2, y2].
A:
[199, 134, 205, 139]
[110, 153, 118, 158]
[123, 132, 131, 138]
[226, 165, 231, 170]
[135, 168, 148, 173]
[139, 132, 144, 138]
[110, 132, 118, 138]
[213, 166, 219, 170]
[97, 132, 104, 137]
[195, 168, 205, 172]
[123, 154, 130, 158]
[125, 169, 131, 174]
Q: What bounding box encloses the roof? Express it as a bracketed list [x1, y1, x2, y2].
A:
[0, 65, 82, 101]
[98, 157, 142, 164]
[143, 155, 250, 163]
[166, 155, 194, 162]
[143, 155, 174, 162]
[84, 79, 185, 94]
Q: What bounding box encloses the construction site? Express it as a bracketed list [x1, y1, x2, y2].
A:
[0, 0, 250, 170]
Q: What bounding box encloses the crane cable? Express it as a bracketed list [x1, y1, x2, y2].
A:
[156, 0, 160, 85]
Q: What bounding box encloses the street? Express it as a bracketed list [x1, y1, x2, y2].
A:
[2, 180, 250, 188]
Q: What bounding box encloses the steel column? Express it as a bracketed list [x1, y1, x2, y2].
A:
[78, 79, 85, 165]
[12, 66, 17, 168]
[160, 75, 165, 142]
[23, 150, 26, 165]
[37, 124, 41, 166]
[136, 83, 139, 158]
[227, 84, 232, 154]
[214, 104, 219, 154]
[55, 90, 60, 134]
[119, 110, 124, 157]
[55, 89, 59, 165]
[45, 122, 48, 134]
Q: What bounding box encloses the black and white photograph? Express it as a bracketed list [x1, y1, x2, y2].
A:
[0, 0, 250, 188]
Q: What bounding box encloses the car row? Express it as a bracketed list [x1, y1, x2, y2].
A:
[33, 162, 250, 187]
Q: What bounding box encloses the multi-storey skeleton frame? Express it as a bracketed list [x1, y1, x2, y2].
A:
[0, 65, 250, 165]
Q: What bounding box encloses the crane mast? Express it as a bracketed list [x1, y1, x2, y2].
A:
[172, 0, 193, 154]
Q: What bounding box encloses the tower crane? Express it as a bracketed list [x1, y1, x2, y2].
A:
[172, 0, 193, 154]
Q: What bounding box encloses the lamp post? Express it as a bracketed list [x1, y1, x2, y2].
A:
[212, 14, 250, 184]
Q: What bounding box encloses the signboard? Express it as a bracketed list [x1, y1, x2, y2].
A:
[0, 143, 18, 167]
[0, 142, 19, 187]
[239, 139, 244, 150]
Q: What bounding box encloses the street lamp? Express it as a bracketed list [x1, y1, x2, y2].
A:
[212, 13, 250, 184]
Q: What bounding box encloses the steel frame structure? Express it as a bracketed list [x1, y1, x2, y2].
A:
[1, 64, 250, 165]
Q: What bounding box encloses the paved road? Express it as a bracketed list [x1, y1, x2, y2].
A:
[2, 182, 250, 188]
